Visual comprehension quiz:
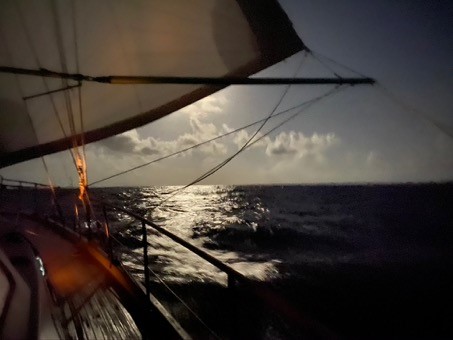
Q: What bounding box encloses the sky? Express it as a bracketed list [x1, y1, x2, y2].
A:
[1, 0, 452, 187]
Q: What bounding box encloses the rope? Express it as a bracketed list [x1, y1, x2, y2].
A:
[300, 50, 451, 145]
[310, 49, 370, 79]
[13, 1, 78, 169]
[310, 51, 341, 78]
[90, 52, 305, 186]
[145, 54, 310, 203]
[154, 85, 345, 210]
[50, 0, 94, 221]
[376, 83, 453, 140]
[0, 26, 59, 210]
[89, 101, 315, 186]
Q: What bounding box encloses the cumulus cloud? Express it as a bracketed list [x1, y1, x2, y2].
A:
[231, 129, 339, 161]
[265, 131, 338, 160]
[98, 130, 141, 154]
[179, 95, 227, 117]
[97, 117, 229, 158]
[96, 93, 229, 159]
[232, 129, 268, 150]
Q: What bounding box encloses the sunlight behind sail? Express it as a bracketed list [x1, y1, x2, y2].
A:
[0, 0, 304, 167]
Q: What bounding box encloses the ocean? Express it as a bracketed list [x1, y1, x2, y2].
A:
[3, 183, 451, 338]
[91, 183, 453, 338]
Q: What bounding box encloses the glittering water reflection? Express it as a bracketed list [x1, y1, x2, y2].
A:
[125, 185, 281, 284]
[104, 184, 356, 285]
[97, 184, 453, 287]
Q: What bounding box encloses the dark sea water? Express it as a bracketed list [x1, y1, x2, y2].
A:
[90, 184, 453, 338]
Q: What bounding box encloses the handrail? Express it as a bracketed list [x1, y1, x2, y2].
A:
[100, 201, 336, 339]
[102, 202, 247, 285]
[0, 176, 65, 225]
[0, 176, 54, 188]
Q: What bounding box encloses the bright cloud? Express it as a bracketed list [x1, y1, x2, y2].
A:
[97, 117, 229, 158]
[265, 131, 339, 159]
[232, 129, 339, 161]
[95, 93, 230, 160]
[232, 129, 268, 150]
[179, 95, 227, 117]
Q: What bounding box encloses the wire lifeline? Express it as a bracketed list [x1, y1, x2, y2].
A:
[109, 235, 221, 339]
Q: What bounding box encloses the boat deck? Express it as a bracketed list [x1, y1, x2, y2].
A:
[1, 212, 142, 339]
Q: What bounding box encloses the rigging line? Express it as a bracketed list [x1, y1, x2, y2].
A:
[246, 85, 347, 149]
[51, 0, 78, 144]
[105, 1, 146, 113]
[71, 3, 89, 196]
[376, 83, 453, 140]
[146, 57, 306, 200]
[13, 1, 77, 169]
[52, 0, 93, 221]
[22, 83, 81, 100]
[51, 0, 86, 186]
[120, 246, 221, 339]
[233, 51, 307, 157]
[175, 85, 345, 190]
[0, 27, 58, 201]
[161, 54, 309, 198]
[90, 100, 315, 186]
[89, 53, 307, 186]
[310, 49, 370, 79]
[146, 266, 222, 339]
[108, 238, 221, 339]
[71, 1, 87, 159]
[309, 51, 341, 78]
[154, 86, 344, 209]
[71, 1, 80, 76]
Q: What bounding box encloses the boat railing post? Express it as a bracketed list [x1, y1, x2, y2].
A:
[19, 181, 23, 213]
[34, 183, 38, 214]
[53, 190, 66, 227]
[103, 205, 114, 262]
[142, 220, 151, 304]
[0, 176, 3, 207]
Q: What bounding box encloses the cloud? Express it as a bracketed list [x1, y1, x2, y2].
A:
[97, 130, 142, 154]
[179, 95, 227, 117]
[232, 130, 268, 150]
[97, 117, 229, 158]
[232, 129, 339, 161]
[265, 132, 339, 160]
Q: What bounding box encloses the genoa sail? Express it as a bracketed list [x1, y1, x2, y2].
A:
[0, 0, 305, 167]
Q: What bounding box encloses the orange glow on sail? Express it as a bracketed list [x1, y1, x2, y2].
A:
[104, 222, 110, 238]
[76, 154, 88, 202]
[74, 204, 79, 222]
[74, 150, 92, 221]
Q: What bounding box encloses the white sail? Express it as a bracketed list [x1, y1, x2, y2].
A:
[0, 0, 304, 167]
